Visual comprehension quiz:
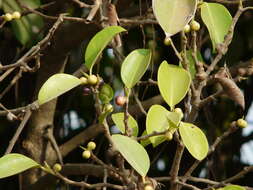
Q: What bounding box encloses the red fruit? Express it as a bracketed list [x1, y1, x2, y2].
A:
[115, 96, 126, 106]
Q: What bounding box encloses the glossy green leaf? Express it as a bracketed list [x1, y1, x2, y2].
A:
[179, 122, 209, 160]
[140, 130, 151, 147]
[85, 26, 126, 71]
[146, 105, 181, 147]
[201, 3, 232, 51]
[3, 0, 43, 45]
[112, 134, 150, 176]
[112, 112, 138, 137]
[121, 49, 152, 88]
[99, 84, 114, 104]
[0, 153, 39, 178]
[220, 185, 245, 190]
[152, 0, 197, 37]
[180, 50, 204, 79]
[38, 74, 81, 105]
[158, 61, 191, 109]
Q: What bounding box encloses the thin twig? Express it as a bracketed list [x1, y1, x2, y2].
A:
[136, 130, 167, 141]
[5, 109, 32, 154]
[44, 127, 63, 165]
[132, 90, 147, 116]
[170, 132, 184, 190]
[71, 0, 94, 8]
[176, 181, 201, 190]
[0, 14, 65, 71]
[170, 39, 183, 62]
[55, 172, 125, 189]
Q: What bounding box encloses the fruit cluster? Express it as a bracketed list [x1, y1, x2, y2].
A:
[3, 12, 21, 22]
[80, 75, 98, 85]
[82, 141, 96, 159]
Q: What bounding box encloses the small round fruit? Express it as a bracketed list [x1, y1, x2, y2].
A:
[174, 108, 183, 119]
[87, 141, 96, 150]
[184, 24, 191, 33]
[53, 163, 62, 172]
[87, 75, 98, 85]
[83, 87, 91, 95]
[190, 20, 200, 31]
[80, 77, 88, 85]
[163, 37, 172, 46]
[12, 11, 21, 19]
[115, 96, 126, 106]
[105, 104, 114, 112]
[236, 118, 247, 128]
[82, 150, 91, 159]
[3, 13, 13, 21]
[165, 131, 173, 141]
[144, 185, 154, 190]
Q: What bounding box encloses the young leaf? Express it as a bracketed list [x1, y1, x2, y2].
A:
[3, 0, 43, 45]
[111, 134, 150, 176]
[200, 3, 232, 51]
[38, 74, 81, 105]
[158, 61, 191, 110]
[152, 0, 197, 37]
[0, 153, 39, 179]
[179, 122, 209, 160]
[99, 83, 114, 104]
[111, 112, 139, 137]
[221, 185, 246, 190]
[121, 49, 152, 88]
[85, 26, 126, 71]
[146, 105, 181, 147]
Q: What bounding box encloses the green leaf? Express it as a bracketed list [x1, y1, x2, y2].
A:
[111, 112, 139, 137]
[146, 105, 181, 147]
[121, 49, 152, 88]
[0, 153, 39, 178]
[99, 84, 114, 104]
[3, 0, 43, 45]
[179, 122, 209, 160]
[140, 130, 151, 147]
[200, 2, 232, 51]
[38, 74, 81, 105]
[220, 185, 246, 190]
[85, 26, 126, 71]
[158, 61, 191, 109]
[180, 50, 204, 79]
[152, 0, 197, 37]
[112, 134, 150, 176]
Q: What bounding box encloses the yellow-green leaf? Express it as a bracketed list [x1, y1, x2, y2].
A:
[0, 153, 39, 179]
[146, 105, 181, 147]
[179, 122, 209, 160]
[158, 61, 191, 110]
[152, 0, 197, 37]
[38, 74, 81, 105]
[200, 3, 232, 51]
[121, 49, 152, 89]
[220, 185, 245, 190]
[112, 112, 138, 137]
[112, 134, 150, 176]
[99, 83, 114, 104]
[85, 26, 126, 72]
